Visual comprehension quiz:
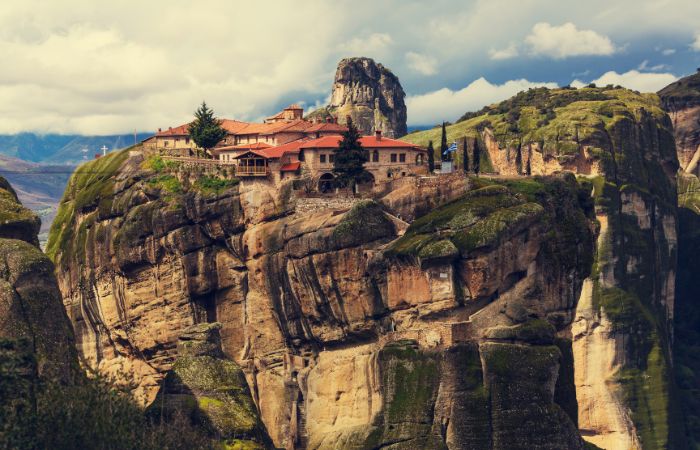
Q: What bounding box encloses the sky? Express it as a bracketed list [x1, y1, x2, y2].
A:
[1, 0, 700, 135]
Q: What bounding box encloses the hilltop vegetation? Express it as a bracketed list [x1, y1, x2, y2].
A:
[658, 69, 700, 107]
[402, 86, 666, 162]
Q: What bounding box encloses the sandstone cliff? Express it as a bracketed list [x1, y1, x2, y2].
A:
[307, 57, 407, 138]
[0, 175, 80, 446]
[49, 138, 603, 449]
[0, 176, 78, 381]
[659, 70, 700, 175]
[404, 87, 681, 450]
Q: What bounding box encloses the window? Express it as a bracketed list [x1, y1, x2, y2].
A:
[372, 150, 379, 162]
[329, 154, 335, 163]
[164, 141, 169, 147]
[399, 153, 406, 163]
[416, 154, 424, 165]
[390, 153, 397, 163]
[185, 138, 190, 144]
[298, 150, 304, 161]
[320, 154, 326, 163]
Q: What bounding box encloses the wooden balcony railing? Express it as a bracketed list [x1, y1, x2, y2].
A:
[235, 166, 269, 176]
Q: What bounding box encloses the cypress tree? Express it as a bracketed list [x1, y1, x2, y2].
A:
[473, 137, 481, 175]
[427, 141, 435, 172]
[440, 122, 448, 161]
[462, 136, 469, 173]
[188, 101, 227, 157]
[333, 117, 369, 189]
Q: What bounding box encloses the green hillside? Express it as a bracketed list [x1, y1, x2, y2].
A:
[402, 86, 665, 156]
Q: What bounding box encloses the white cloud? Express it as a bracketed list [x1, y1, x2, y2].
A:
[339, 33, 393, 57]
[525, 22, 616, 59]
[1, 1, 700, 135]
[572, 70, 678, 92]
[692, 33, 700, 51]
[405, 51, 437, 75]
[661, 48, 676, 56]
[406, 52, 438, 75]
[637, 60, 669, 72]
[489, 43, 519, 60]
[406, 78, 558, 125]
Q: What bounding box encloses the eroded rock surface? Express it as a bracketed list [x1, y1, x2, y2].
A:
[49, 143, 599, 449]
[659, 69, 700, 174]
[404, 86, 681, 450]
[148, 322, 272, 448]
[307, 57, 407, 138]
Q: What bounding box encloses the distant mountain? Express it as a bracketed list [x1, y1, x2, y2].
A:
[0, 132, 152, 164]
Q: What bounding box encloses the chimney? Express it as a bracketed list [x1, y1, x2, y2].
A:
[169, 126, 172, 131]
[326, 117, 332, 123]
[375, 130, 382, 140]
[158, 127, 162, 132]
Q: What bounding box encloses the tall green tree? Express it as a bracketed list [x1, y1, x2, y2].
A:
[462, 136, 469, 173]
[427, 141, 435, 172]
[333, 117, 369, 190]
[188, 102, 227, 157]
[440, 122, 448, 161]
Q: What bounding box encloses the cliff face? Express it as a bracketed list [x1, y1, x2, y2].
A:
[675, 166, 700, 447]
[307, 57, 407, 137]
[0, 176, 79, 446]
[50, 141, 601, 448]
[404, 87, 680, 450]
[0, 176, 78, 381]
[659, 70, 700, 174]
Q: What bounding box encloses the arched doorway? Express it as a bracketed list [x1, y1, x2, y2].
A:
[318, 173, 336, 193]
[416, 153, 424, 165]
[357, 172, 375, 193]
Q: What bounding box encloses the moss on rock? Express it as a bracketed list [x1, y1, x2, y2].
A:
[332, 200, 395, 248]
[149, 323, 271, 448]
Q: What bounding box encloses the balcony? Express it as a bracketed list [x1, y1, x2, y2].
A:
[235, 166, 269, 177]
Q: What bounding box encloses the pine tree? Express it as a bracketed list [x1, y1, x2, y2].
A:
[462, 136, 469, 173]
[427, 141, 435, 172]
[333, 117, 369, 189]
[188, 101, 227, 157]
[440, 122, 448, 161]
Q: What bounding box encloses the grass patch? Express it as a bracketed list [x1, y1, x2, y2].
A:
[194, 176, 240, 195]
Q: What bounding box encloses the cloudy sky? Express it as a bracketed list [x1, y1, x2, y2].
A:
[1, 0, 700, 135]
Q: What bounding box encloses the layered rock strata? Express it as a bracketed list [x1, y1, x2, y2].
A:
[403, 87, 680, 450]
[307, 57, 407, 138]
[50, 146, 598, 448]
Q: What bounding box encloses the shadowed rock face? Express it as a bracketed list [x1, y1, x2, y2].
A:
[50, 142, 599, 449]
[0, 176, 77, 383]
[307, 57, 407, 138]
[0, 175, 79, 445]
[659, 70, 700, 174]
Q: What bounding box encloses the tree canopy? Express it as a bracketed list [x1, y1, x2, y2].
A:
[440, 122, 448, 162]
[188, 102, 227, 156]
[427, 141, 435, 172]
[333, 118, 370, 188]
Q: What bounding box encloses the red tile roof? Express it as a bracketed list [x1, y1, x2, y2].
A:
[156, 123, 190, 136]
[305, 122, 348, 133]
[280, 162, 301, 172]
[257, 139, 306, 158]
[298, 135, 425, 150]
[233, 150, 269, 159]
